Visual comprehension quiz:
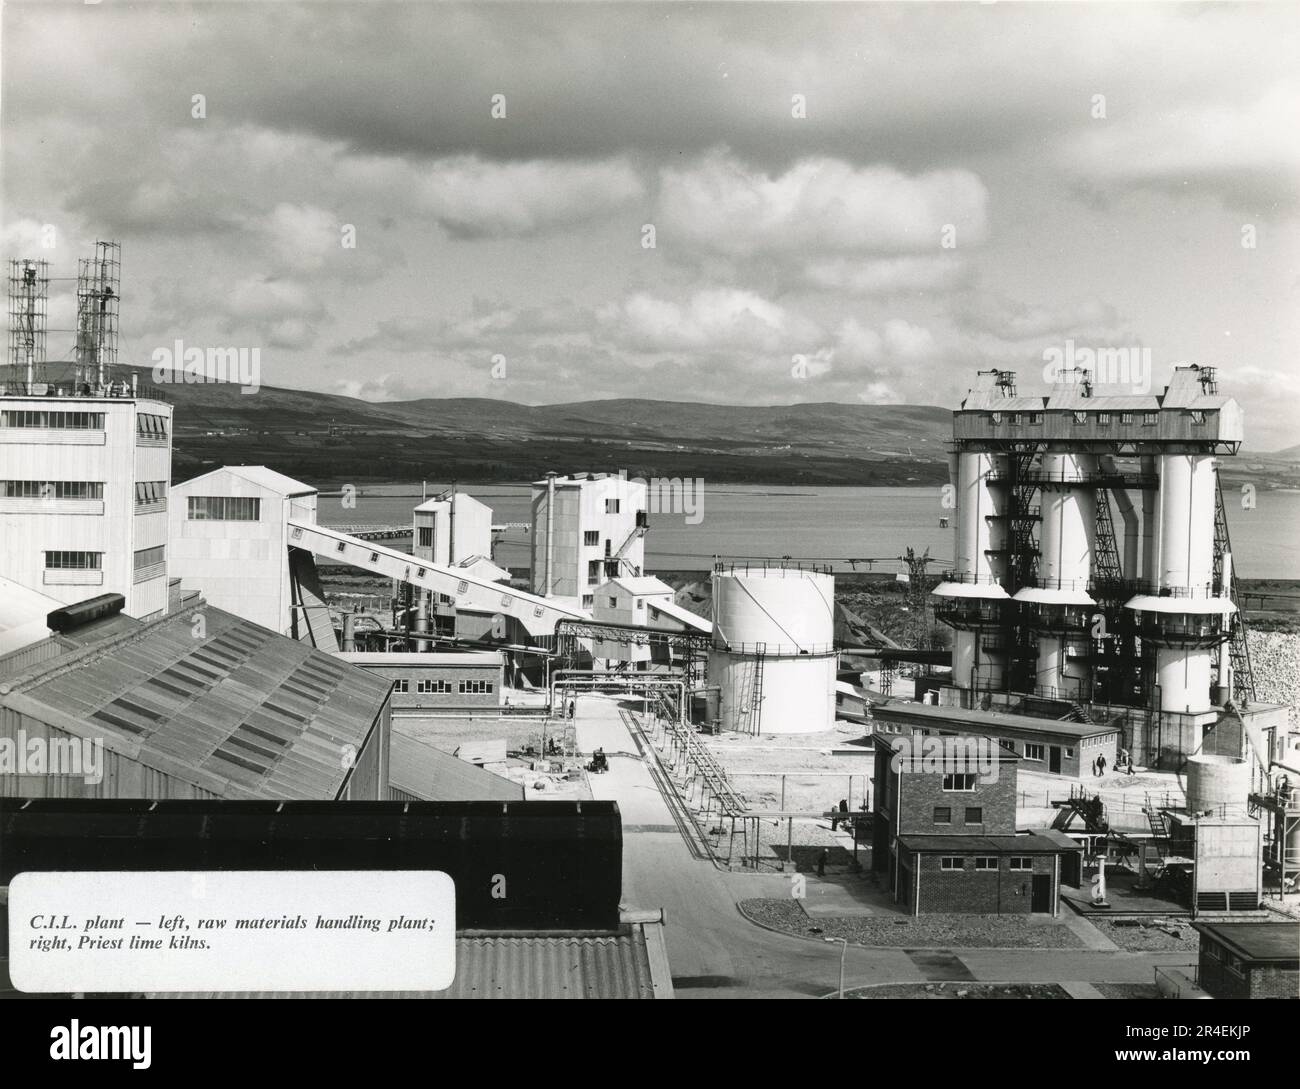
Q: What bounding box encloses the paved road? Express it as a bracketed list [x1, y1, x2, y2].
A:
[575, 697, 1194, 999]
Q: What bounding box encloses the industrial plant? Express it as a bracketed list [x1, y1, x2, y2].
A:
[0, 244, 1295, 1002]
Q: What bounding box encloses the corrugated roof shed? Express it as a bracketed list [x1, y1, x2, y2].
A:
[389, 731, 522, 802]
[0, 603, 390, 800]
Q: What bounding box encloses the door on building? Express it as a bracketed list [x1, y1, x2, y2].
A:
[1049, 746, 1061, 774]
[1031, 873, 1051, 912]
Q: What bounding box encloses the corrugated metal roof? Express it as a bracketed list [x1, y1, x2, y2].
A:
[0, 603, 391, 799]
[389, 731, 522, 802]
[134, 926, 668, 999]
[338, 651, 503, 666]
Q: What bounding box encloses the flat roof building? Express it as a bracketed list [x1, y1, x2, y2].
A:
[1191, 920, 1299, 1000]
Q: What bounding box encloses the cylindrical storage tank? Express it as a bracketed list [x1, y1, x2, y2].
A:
[712, 567, 834, 652]
[955, 452, 1008, 584]
[1140, 455, 1158, 586]
[1156, 645, 1213, 714]
[710, 565, 836, 734]
[1185, 754, 1251, 816]
[709, 649, 836, 735]
[1156, 454, 1216, 592]
[1038, 451, 1096, 591]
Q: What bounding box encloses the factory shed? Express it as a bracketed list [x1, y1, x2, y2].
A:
[0, 602, 391, 800]
[871, 698, 1119, 778]
[388, 730, 522, 802]
[895, 833, 1067, 916]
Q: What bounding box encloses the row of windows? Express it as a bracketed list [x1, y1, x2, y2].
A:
[393, 678, 495, 694]
[1, 410, 104, 430]
[987, 410, 1207, 427]
[4, 480, 103, 499]
[941, 773, 978, 792]
[187, 496, 261, 521]
[45, 551, 102, 570]
[137, 413, 169, 437]
[133, 545, 166, 571]
[136, 481, 167, 505]
[934, 806, 983, 824]
[939, 856, 1035, 871]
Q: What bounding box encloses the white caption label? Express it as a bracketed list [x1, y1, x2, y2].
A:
[10, 870, 455, 993]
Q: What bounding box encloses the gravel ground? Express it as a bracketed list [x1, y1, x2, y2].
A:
[740, 898, 1088, 948]
[847, 982, 1069, 999]
[1248, 630, 1300, 728]
[1093, 982, 1161, 1000]
[1089, 918, 1199, 952]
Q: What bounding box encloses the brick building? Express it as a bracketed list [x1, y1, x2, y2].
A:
[871, 732, 1072, 916]
[334, 651, 502, 712]
[1191, 921, 1299, 999]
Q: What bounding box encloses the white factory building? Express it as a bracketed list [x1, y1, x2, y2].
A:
[0, 383, 172, 619]
[589, 575, 711, 665]
[413, 490, 494, 568]
[169, 465, 322, 638]
[709, 560, 837, 735]
[530, 472, 648, 607]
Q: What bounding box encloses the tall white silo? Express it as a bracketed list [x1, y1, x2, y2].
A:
[1013, 451, 1097, 698]
[1123, 453, 1232, 714]
[709, 562, 836, 735]
[932, 451, 1011, 691]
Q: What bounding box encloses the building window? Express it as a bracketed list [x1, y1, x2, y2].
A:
[939, 857, 965, 871]
[583, 530, 599, 546]
[393, 679, 409, 694]
[1008, 857, 1032, 871]
[458, 679, 494, 695]
[133, 545, 166, 571]
[990, 412, 1002, 425]
[1142, 411, 1157, 426]
[605, 498, 620, 514]
[1028, 412, 1043, 425]
[608, 596, 618, 609]
[1072, 410, 1087, 425]
[933, 806, 952, 824]
[1024, 743, 1045, 761]
[1, 409, 104, 429]
[417, 527, 433, 547]
[417, 679, 452, 694]
[942, 773, 977, 791]
[5, 480, 104, 500]
[636, 600, 644, 610]
[1190, 410, 1206, 425]
[137, 413, 169, 438]
[965, 806, 983, 824]
[336, 542, 346, 553]
[187, 496, 261, 521]
[974, 857, 997, 871]
[587, 559, 602, 584]
[1097, 412, 1110, 426]
[1120, 412, 1133, 425]
[582, 594, 594, 608]
[1066, 747, 1074, 757]
[44, 551, 101, 570]
[135, 480, 166, 506]
[1010, 413, 1021, 425]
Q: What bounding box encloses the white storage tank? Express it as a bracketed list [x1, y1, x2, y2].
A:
[1185, 754, 1251, 816]
[710, 562, 836, 735]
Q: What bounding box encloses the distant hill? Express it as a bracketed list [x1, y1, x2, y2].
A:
[124, 368, 952, 487]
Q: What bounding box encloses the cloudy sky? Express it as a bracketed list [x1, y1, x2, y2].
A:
[3, 1, 1298, 448]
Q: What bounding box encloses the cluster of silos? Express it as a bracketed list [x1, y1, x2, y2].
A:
[931, 451, 1011, 690]
[1013, 451, 1097, 699]
[709, 563, 836, 734]
[1124, 453, 1236, 715]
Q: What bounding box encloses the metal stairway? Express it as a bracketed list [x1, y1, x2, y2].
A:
[1213, 472, 1256, 702]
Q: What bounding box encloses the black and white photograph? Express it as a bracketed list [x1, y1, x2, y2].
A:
[0, 0, 1297, 1053]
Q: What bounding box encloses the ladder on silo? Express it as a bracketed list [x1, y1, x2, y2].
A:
[1213, 473, 1256, 702]
[734, 641, 766, 735]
